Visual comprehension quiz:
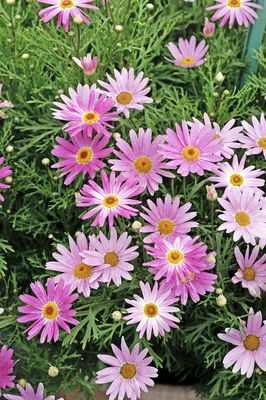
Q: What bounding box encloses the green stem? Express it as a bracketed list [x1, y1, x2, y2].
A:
[9, 6, 17, 55]
[76, 24, 81, 58]
[183, 176, 186, 199]
[107, 2, 116, 26]
[211, 201, 215, 249]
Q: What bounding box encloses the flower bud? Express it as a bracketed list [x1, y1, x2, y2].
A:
[48, 366, 59, 377]
[113, 132, 121, 140]
[206, 185, 218, 201]
[132, 221, 142, 231]
[41, 158, 50, 166]
[111, 310, 122, 321]
[215, 288, 223, 295]
[17, 379, 27, 388]
[207, 252, 216, 264]
[68, 31, 74, 37]
[73, 14, 83, 25]
[213, 91, 219, 98]
[215, 72, 225, 84]
[115, 25, 123, 32]
[6, 0, 16, 5]
[216, 294, 227, 307]
[21, 53, 29, 59]
[223, 89, 230, 96]
[203, 17, 215, 38]
[5, 176, 13, 184]
[146, 3, 154, 9]
[6, 145, 14, 153]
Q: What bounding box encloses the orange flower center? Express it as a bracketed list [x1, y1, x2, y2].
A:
[258, 137, 266, 150]
[157, 219, 175, 235]
[104, 251, 119, 267]
[230, 173, 244, 187]
[60, 0, 74, 8]
[134, 156, 153, 174]
[120, 363, 137, 379]
[102, 195, 119, 208]
[181, 57, 195, 66]
[144, 303, 158, 318]
[243, 267, 256, 281]
[76, 147, 93, 164]
[74, 262, 92, 279]
[227, 0, 241, 7]
[235, 211, 250, 227]
[243, 335, 260, 351]
[183, 145, 200, 161]
[167, 249, 184, 264]
[116, 91, 133, 105]
[83, 111, 99, 124]
[42, 302, 58, 320]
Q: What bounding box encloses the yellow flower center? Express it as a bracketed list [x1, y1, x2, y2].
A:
[157, 219, 175, 235]
[134, 156, 153, 174]
[120, 363, 137, 379]
[235, 211, 250, 227]
[181, 57, 195, 66]
[60, 0, 74, 8]
[243, 267, 256, 281]
[74, 262, 92, 279]
[102, 195, 119, 208]
[167, 249, 184, 264]
[227, 0, 241, 7]
[230, 173, 244, 187]
[183, 145, 200, 161]
[83, 111, 99, 124]
[144, 303, 158, 318]
[243, 335, 260, 351]
[42, 302, 58, 320]
[258, 137, 266, 150]
[104, 251, 119, 267]
[116, 91, 133, 105]
[76, 147, 93, 164]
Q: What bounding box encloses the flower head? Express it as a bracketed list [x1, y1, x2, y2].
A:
[80, 227, 139, 286]
[38, 0, 99, 32]
[53, 84, 119, 137]
[124, 281, 180, 340]
[96, 337, 158, 400]
[232, 246, 266, 298]
[51, 132, 113, 185]
[218, 309, 266, 378]
[203, 17, 215, 38]
[160, 120, 223, 176]
[72, 53, 98, 76]
[241, 113, 266, 158]
[18, 278, 79, 343]
[207, 0, 262, 29]
[218, 190, 266, 245]
[0, 157, 12, 201]
[140, 194, 197, 243]
[0, 346, 15, 397]
[167, 36, 208, 68]
[109, 128, 174, 195]
[4, 383, 55, 400]
[76, 170, 143, 226]
[98, 67, 153, 118]
[46, 232, 101, 297]
[0, 84, 13, 119]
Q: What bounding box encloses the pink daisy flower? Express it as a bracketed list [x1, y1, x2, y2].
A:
[53, 84, 119, 137]
[46, 232, 101, 297]
[96, 336, 158, 400]
[38, 0, 99, 32]
[51, 132, 113, 185]
[72, 53, 98, 76]
[4, 383, 55, 400]
[189, 113, 243, 159]
[0, 84, 13, 119]
[160, 120, 223, 176]
[232, 246, 266, 298]
[166, 36, 208, 68]
[218, 309, 266, 378]
[98, 67, 153, 118]
[217, 190, 266, 245]
[209, 154, 265, 198]
[0, 346, 15, 397]
[80, 227, 138, 287]
[0, 157, 12, 201]
[76, 170, 143, 226]
[144, 235, 210, 283]
[207, 0, 262, 29]
[124, 281, 180, 340]
[109, 128, 175, 195]
[241, 113, 266, 158]
[140, 194, 198, 243]
[160, 254, 217, 305]
[17, 278, 79, 343]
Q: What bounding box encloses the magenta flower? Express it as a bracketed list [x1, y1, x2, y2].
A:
[209, 154, 265, 198]
[76, 170, 143, 226]
[4, 383, 55, 400]
[0, 157, 12, 201]
[203, 17, 215, 38]
[189, 113, 243, 159]
[81, 227, 138, 287]
[140, 194, 198, 243]
[0, 84, 13, 119]
[207, 0, 262, 29]
[232, 246, 266, 298]
[18, 278, 79, 343]
[38, 0, 99, 32]
[96, 337, 158, 400]
[110, 128, 174, 195]
[167, 36, 208, 68]
[160, 120, 223, 176]
[241, 113, 266, 159]
[124, 281, 180, 340]
[98, 67, 153, 118]
[46, 233, 102, 298]
[218, 309, 266, 378]
[0, 346, 15, 397]
[53, 84, 119, 137]
[72, 53, 98, 76]
[144, 235, 210, 283]
[51, 132, 113, 185]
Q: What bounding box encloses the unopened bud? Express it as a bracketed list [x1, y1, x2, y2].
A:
[48, 366, 59, 377]
[215, 72, 225, 84]
[146, 3, 154, 10]
[17, 379, 27, 388]
[132, 221, 142, 231]
[6, 145, 14, 153]
[216, 294, 227, 307]
[73, 15, 83, 25]
[215, 288, 223, 295]
[21, 53, 29, 59]
[223, 89, 230, 96]
[115, 25, 123, 32]
[111, 310, 122, 321]
[5, 176, 13, 184]
[113, 132, 121, 140]
[206, 185, 218, 201]
[41, 158, 50, 166]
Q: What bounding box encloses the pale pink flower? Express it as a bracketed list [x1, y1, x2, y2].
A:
[4, 383, 55, 400]
[203, 17, 215, 38]
[241, 113, 266, 158]
[0, 157, 12, 201]
[167, 36, 208, 68]
[0, 346, 15, 397]
[0, 84, 13, 119]
[72, 53, 98, 76]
